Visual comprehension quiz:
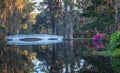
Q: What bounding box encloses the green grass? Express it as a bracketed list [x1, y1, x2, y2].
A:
[92, 49, 120, 57]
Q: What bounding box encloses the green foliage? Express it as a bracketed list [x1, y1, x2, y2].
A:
[21, 18, 27, 24]
[108, 31, 120, 49]
[91, 0, 107, 5]
[26, 2, 34, 12]
[64, 0, 71, 6]
[93, 31, 120, 57]
[80, 0, 115, 32]
[0, 24, 5, 32]
[80, 15, 115, 32]
[113, 48, 120, 56]
[111, 57, 120, 73]
[82, 0, 108, 17]
[32, 8, 51, 33]
[93, 48, 120, 57]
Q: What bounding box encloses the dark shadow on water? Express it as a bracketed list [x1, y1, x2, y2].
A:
[48, 38, 58, 40]
[20, 38, 42, 41]
[1, 39, 119, 73]
[7, 39, 12, 41]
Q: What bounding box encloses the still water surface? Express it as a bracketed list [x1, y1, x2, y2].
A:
[2, 38, 119, 73]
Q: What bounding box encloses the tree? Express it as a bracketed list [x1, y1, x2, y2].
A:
[0, 0, 34, 34]
[80, 0, 116, 33]
[32, 0, 51, 34]
[115, 0, 120, 30]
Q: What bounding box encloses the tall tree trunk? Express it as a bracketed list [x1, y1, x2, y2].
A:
[64, 0, 73, 39]
[115, 0, 120, 30]
[69, 0, 73, 39]
[48, 0, 56, 34]
[64, 0, 68, 39]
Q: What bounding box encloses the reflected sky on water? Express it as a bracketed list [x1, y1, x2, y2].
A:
[4, 39, 119, 73]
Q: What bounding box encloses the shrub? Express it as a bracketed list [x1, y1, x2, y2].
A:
[108, 31, 120, 50]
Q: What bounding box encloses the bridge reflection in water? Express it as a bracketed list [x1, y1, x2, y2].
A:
[4, 35, 116, 73]
[6, 34, 63, 45]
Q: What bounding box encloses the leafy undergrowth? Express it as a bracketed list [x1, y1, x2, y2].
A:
[108, 31, 120, 49]
[92, 48, 120, 57]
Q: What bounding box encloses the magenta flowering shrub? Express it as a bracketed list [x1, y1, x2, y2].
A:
[93, 34, 105, 48]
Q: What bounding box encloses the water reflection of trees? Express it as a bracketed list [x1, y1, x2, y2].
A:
[0, 10, 35, 72]
[0, 44, 34, 73]
[31, 42, 73, 73]
[31, 40, 117, 73]
[2, 39, 118, 73]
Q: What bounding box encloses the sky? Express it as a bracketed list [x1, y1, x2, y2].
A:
[29, 0, 43, 3]
[32, 59, 46, 73]
[35, 0, 43, 2]
[30, 0, 43, 13]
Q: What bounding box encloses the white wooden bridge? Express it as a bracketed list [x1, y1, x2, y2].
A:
[6, 34, 63, 45]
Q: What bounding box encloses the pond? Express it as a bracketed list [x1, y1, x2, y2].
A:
[1, 36, 120, 73]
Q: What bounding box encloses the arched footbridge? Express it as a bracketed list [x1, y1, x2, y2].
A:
[6, 34, 63, 45]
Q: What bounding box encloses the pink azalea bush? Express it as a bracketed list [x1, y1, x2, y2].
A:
[93, 34, 105, 48]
